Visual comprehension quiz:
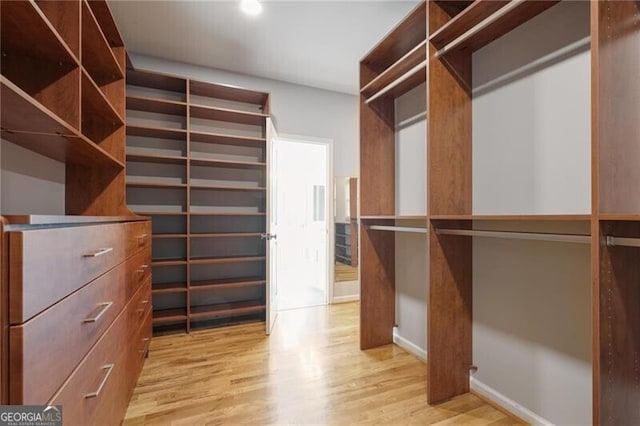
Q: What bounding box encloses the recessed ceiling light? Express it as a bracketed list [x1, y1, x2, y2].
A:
[240, 0, 263, 16]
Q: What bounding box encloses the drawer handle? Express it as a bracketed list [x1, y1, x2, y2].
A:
[84, 364, 114, 399]
[139, 337, 151, 353]
[82, 302, 113, 323]
[137, 264, 149, 275]
[137, 234, 149, 246]
[137, 300, 149, 314]
[83, 247, 113, 258]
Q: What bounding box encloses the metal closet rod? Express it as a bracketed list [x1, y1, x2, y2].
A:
[435, 228, 591, 244]
[606, 236, 640, 248]
[367, 225, 428, 234]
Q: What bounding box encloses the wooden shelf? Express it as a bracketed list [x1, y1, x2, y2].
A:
[126, 181, 187, 189]
[126, 153, 187, 164]
[152, 258, 188, 266]
[152, 283, 188, 294]
[86, 0, 124, 48]
[152, 234, 188, 239]
[190, 130, 266, 148]
[152, 308, 188, 324]
[190, 158, 266, 169]
[126, 95, 187, 116]
[131, 211, 187, 216]
[190, 184, 266, 192]
[360, 215, 426, 220]
[81, 70, 124, 127]
[361, 41, 426, 100]
[1, 0, 78, 68]
[190, 233, 263, 238]
[599, 214, 640, 222]
[430, 0, 559, 56]
[190, 80, 269, 109]
[190, 104, 267, 126]
[190, 255, 266, 265]
[189, 212, 266, 217]
[35, 0, 81, 58]
[81, 0, 123, 85]
[361, 1, 426, 72]
[127, 68, 186, 93]
[190, 300, 265, 320]
[430, 214, 592, 222]
[190, 277, 266, 291]
[127, 125, 187, 140]
[1, 77, 123, 168]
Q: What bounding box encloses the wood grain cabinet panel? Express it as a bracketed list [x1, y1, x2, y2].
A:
[8, 223, 127, 323]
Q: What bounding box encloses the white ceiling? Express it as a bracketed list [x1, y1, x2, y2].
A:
[108, 0, 419, 95]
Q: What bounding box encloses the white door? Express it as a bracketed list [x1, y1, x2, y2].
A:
[265, 118, 278, 335]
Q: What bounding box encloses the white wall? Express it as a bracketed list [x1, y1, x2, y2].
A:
[129, 54, 359, 178]
[0, 140, 65, 215]
[393, 84, 428, 357]
[471, 2, 592, 424]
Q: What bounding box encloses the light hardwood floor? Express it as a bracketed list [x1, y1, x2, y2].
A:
[125, 303, 521, 425]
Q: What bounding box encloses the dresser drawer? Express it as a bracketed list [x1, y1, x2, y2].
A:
[9, 223, 128, 323]
[49, 282, 149, 426]
[125, 220, 151, 258]
[8, 249, 150, 404]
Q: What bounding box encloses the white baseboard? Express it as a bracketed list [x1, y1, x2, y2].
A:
[331, 294, 360, 304]
[392, 328, 427, 361]
[470, 377, 553, 426]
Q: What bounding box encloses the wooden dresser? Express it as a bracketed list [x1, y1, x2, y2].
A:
[2, 216, 151, 425]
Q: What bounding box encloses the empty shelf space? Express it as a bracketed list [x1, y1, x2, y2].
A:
[190, 255, 266, 265]
[190, 131, 266, 148]
[430, 214, 592, 222]
[0, 77, 123, 168]
[153, 308, 188, 324]
[190, 277, 266, 291]
[190, 233, 262, 238]
[431, 0, 560, 56]
[190, 80, 269, 109]
[190, 157, 266, 169]
[81, 71, 124, 126]
[81, 1, 123, 85]
[152, 258, 188, 266]
[190, 104, 268, 126]
[126, 96, 187, 116]
[126, 181, 187, 189]
[1, 0, 78, 67]
[361, 41, 426, 100]
[127, 68, 186, 94]
[152, 282, 188, 294]
[190, 300, 266, 320]
[190, 184, 266, 192]
[126, 153, 187, 164]
[127, 125, 187, 140]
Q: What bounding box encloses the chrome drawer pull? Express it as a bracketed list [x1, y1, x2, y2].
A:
[82, 302, 113, 323]
[83, 247, 113, 258]
[84, 364, 114, 399]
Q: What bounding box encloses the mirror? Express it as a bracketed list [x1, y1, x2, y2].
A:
[334, 176, 358, 282]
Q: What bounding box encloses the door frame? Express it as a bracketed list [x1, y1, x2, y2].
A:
[275, 133, 335, 305]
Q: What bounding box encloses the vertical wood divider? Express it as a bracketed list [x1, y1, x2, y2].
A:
[186, 79, 191, 334]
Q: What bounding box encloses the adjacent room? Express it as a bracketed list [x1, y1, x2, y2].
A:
[0, 1, 638, 425]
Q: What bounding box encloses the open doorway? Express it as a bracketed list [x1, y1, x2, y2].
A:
[274, 135, 332, 311]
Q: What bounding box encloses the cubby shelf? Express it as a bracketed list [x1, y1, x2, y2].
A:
[127, 69, 186, 93]
[190, 80, 269, 108]
[86, 0, 124, 49]
[190, 277, 266, 291]
[81, 70, 125, 126]
[127, 125, 187, 140]
[152, 283, 188, 294]
[190, 158, 266, 169]
[126, 153, 187, 164]
[190, 131, 266, 148]
[190, 300, 266, 320]
[152, 308, 188, 324]
[190, 104, 268, 126]
[1, 77, 123, 168]
[126, 95, 187, 116]
[81, 0, 123, 86]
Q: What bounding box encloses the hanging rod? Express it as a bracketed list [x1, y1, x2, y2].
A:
[606, 236, 640, 248]
[435, 0, 526, 58]
[435, 228, 591, 244]
[368, 225, 428, 234]
[365, 60, 427, 104]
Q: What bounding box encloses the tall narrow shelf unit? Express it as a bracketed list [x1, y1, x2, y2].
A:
[125, 69, 270, 334]
[1, 1, 152, 422]
[359, 1, 640, 424]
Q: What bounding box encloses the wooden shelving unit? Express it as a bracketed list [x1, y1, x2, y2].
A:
[360, 1, 640, 424]
[126, 68, 270, 334]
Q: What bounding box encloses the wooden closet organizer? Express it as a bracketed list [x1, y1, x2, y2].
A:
[359, 1, 640, 424]
[125, 68, 270, 334]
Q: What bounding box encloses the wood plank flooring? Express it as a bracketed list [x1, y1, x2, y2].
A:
[335, 262, 358, 282]
[125, 303, 521, 425]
